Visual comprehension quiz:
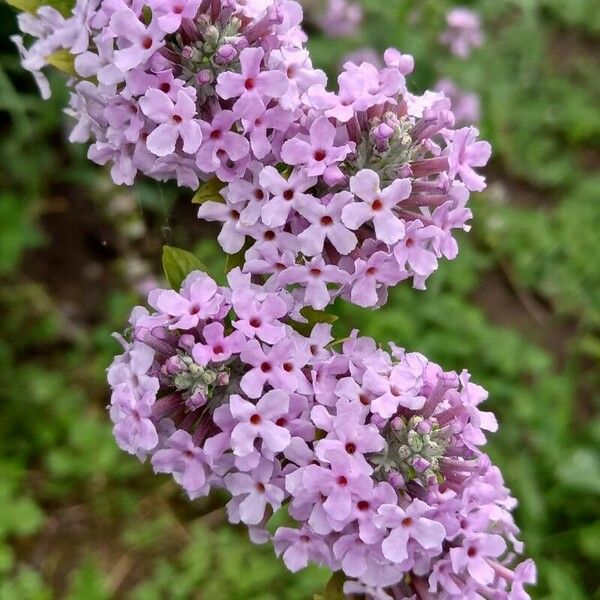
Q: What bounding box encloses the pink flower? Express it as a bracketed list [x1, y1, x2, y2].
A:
[225, 459, 285, 525]
[347, 251, 407, 308]
[111, 388, 159, 454]
[221, 163, 271, 227]
[216, 47, 289, 111]
[231, 288, 287, 344]
[140, 89, 203, 156]
[192, 322, 245, 363]
[281, 116, 354, 177]
[240, 339, 302, 398]
[148, 273, 223, 329]
[343, 169, 411, 245]
[152, 429, 210, 496]
[300, 449, 373, 523]
[110, 9, 165, 72]
[364, 353, 427, 418]
[393, 220, 439, 279]
[259, 166, 317, 228]
[312, 400, 386, 474]
[447, 127, 491, 192]
[296, 191, 358, 256]
[149, 0, 202, 34]
[197, 199, 247, 254]
[196, 111, 250, 181]
[273, 526, 331, 572]
[441, 8, 484, 58]
[241, 100, 293, 159]
[279, 256, 349, 310]
[229, 390, 292, 456]
[376, 499, 446, 564]
[449, 533, 507, 585]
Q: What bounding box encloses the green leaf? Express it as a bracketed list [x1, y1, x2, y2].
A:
[162, 246, 207, 290]
[191, 177, 226, 205]
[46, 50, 76, 76]
[314, 572, 345, 600]
[224, 240, 252, 274]
[5, 0, 74, 16]
[300, 307, 338, 326]
[291, 308, 338, 336]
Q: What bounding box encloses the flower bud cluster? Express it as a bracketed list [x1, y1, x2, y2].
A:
[108, 270, 535, 599]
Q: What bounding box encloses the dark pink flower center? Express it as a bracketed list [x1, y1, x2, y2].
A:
[250, 414, 262, 425]
[314, 149, 327, 161]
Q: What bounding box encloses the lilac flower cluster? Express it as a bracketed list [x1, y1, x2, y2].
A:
[108, 269, 535, 600]
[440, 8, 484, 59]
[14, 0, 490, 309]
[14, 0, 321, 187]
[300, 0, 363, 38]
[205, 52, 491, 308]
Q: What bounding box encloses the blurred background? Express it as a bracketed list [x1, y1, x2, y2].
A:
[0, 0, 599, 598]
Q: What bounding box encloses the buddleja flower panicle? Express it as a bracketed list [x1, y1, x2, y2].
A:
[108, 270, 535, 600]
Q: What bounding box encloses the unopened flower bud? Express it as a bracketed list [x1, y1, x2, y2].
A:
[391, 417, 405, 431]
[372, 122, 395, 151]
[412, 456, 431, 473]
[398, 164, 412, 178]
[388, 471, 405, 488]
[217, 371, 230, 386]
[197, 69, 214, 86]
[415, 420, 432, 435]
[186, 390, 207, 411]
[163, 355, 185, 375]
[215, 43, 237, 65]
[179, 334, 196, 351]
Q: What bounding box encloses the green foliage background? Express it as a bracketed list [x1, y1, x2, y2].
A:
[0, 0, 599, 597]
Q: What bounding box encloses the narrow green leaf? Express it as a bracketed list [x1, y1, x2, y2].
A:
[300, 307, 339, 325]
[5, 0, 74, 16]
[4, 0, 41, 13]
[314, 572, 345, 600]
[291, 308, 338, 336]
[224, 240, 252, 274]
[192, 177, 226, 205]
[46, 49, 76, 76]
[162, 245, 207, 290]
